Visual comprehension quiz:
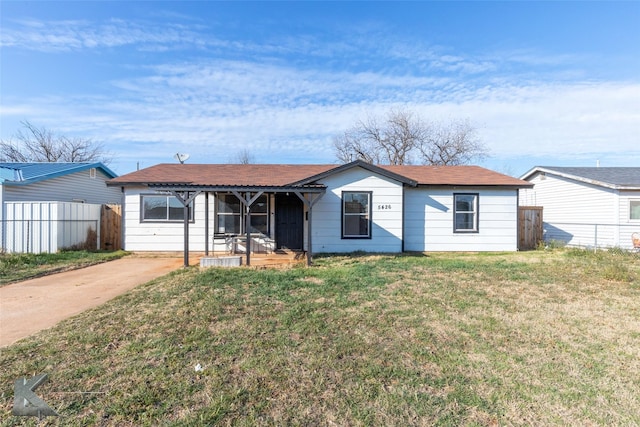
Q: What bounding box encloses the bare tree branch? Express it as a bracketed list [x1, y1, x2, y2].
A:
[230, 148, 256, 164]
[0, 120, 111, 164]
[334, 109, 488, 166]
[417, 119, 488, 166]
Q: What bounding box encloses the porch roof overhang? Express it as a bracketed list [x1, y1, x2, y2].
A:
[149, 182, 325, 268]
[147, 183, 326, 193]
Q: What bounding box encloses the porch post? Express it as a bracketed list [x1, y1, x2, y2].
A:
[183, 203, 190, 267]
[306, 206, 313, 267]
[205, 192, 209, 256]
[231, 190, 265, 267]
[245, 193, 251, 266]
[293, 191, 325, 266]
[172, 190, 201, 268]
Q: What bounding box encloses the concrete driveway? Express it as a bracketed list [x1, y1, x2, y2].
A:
[0, 255, 185, 347]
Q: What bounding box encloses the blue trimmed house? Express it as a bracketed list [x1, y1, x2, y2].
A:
[1, 162, 120, 252]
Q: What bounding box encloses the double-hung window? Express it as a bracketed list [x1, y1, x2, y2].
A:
[141, 195, 193, 222]
[249, 196, 269, 234]
[216, 194, 242, 234]
[342, 191, 372, 238]
[631, 200, 640, 220]
[454, 193, 478, 233]
[216, 193, 269, 235]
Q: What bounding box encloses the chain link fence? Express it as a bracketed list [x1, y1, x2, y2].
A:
[543, 222, 639, 251]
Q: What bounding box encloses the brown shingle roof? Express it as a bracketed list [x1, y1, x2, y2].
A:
[108, 163, 337, 187]
[380, 165, 530, 187]
[108, 162, 531, 188]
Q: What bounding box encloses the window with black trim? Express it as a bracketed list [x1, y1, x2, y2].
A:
[342, 191, 371, 238]
[454, 193, 478, 232]
[216, 193, 269, 235]
[141, 195, 193, 222]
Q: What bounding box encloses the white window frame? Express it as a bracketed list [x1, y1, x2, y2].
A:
[342, 191, 372, 239]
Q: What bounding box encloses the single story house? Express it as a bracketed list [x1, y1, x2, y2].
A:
[1, 162, 120, 252]
[519, 166, 640, 250]
[108, 160, 531, 264]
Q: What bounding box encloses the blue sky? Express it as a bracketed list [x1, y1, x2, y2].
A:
[1, 1, 638, 176]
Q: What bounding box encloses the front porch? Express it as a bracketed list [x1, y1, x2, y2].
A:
[150, 184, 326, 267]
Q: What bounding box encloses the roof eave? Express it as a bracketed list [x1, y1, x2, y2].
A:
[145, 183, 327, 193]
[6, 162, 117, 185]
[291, 160, 418, 187]
[520, 167, 622, 190]
[417, 183, 534, 189]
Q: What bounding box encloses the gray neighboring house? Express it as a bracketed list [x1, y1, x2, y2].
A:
[520, 166, 640, 250]
[1, 162, 120, 252]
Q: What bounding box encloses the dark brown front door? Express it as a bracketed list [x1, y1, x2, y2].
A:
[275, 194, 304, 250]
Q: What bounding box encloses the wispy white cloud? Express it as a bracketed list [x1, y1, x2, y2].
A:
[3, 54, 636, 173]
[1, 14, 539, 80]
[1, 10, 637, 174]
[0, 17, 210, 52]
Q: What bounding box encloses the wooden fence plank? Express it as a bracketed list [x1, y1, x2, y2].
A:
[100, 204, 122, 250]
[519, 206, 543, 250]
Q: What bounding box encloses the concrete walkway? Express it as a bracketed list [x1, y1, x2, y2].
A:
[0, 256, 184, 347]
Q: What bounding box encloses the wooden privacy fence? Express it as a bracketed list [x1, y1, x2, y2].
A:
[518, 206, 543, 250]
[100, 204, 122, 250]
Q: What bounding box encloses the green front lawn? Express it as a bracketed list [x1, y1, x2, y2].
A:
[1, 249, 638, 425]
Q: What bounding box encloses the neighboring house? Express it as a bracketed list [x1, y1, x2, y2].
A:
[1, 162, 120, 252]
[519, 166, 640, 250]
[107, 160, 531, 262]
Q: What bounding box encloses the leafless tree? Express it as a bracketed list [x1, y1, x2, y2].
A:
[0, 121, 111, 164]
[334, 109, 424, 165]
[334, 109, 488, 166]
[230, 148, 255, 164]
[417, 118, 488, 166]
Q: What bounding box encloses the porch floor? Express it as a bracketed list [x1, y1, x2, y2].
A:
[132, 249, 307, 268]
[203, 249, 307, 268]
[196, 249, 306, 268]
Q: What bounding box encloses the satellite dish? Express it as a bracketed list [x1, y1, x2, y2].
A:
[174, 153, 190, 164]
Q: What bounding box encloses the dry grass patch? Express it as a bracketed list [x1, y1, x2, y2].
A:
[0, 249, 639, 426]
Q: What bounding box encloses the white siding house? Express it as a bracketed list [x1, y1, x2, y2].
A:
[120, 186, 211, 252]
[520, 167, 640, 250]
[405, 187, 519, 252]
[108, 161, 531, 264]
[312, 167, 405, 253]
[0, 162, 120, 252]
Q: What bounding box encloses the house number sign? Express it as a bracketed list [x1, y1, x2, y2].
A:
[377, 204, 392, 210]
